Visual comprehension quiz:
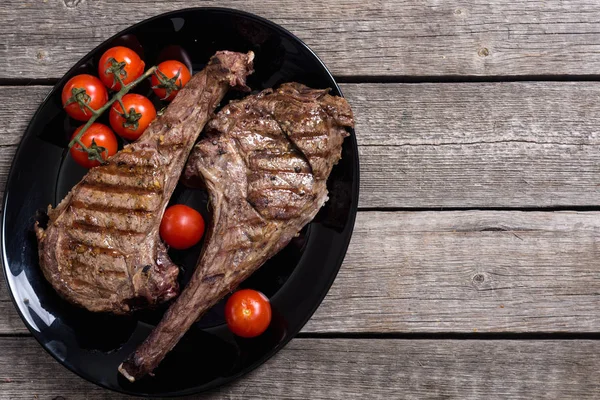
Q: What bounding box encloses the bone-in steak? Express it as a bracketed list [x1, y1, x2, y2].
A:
[35, 51, 254, 314]
[118, 82, 354, 381]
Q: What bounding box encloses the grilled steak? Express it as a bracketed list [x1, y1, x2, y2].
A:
[119, 82, 354, 381]
[35, 51, 254, 314]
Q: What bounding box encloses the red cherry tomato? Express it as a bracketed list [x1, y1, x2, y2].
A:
[98, 46, 145, 90]
[151, 60, 191, 101]
[61, 74, 108, 121]
[160, 205, 205, 250]
[109, 94, 157, 141]
[70, 123, 118, 169]
[225, 289, 272, 338]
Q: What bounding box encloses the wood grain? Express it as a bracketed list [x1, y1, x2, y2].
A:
[0, 85, 47, 146]
[4, 211, 600, 334]
[348, 81, 600, 208]
[1, 337, 600, 399]
[0, 283, 25, 335]
[347, 82, 600, 147]
[3, 1, 600, 79]
[305, 211, 600, 333]
[4, 82, 600, 208]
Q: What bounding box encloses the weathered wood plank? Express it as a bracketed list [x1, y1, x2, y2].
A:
[360, 143, 600, 208]
[4, 82, 600, 208]
[305, 211, 600, 333]
[0, 281, 25, 335]
[4, 211, 600, 334]
[3, 1, 600, 78]
[1, 337, 599, 399]
[347, 82, 600, 147]
[348, 81, 600, 208]
[0, 86, 48, 146]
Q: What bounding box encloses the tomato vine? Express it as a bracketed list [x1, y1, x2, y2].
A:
[65, 65, 157, 163]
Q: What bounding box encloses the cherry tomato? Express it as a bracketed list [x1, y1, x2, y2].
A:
[151, 60, 191, 101]
[61, 74, 108, 121]
[70, 123, 118, 169]
[98, 46, 145, 90]
[225, 289, 272, 338]
[160, 205, 205, 250]
[109, 94, 157, 141]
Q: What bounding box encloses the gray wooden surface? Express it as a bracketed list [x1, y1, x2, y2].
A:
[3, 83, 600, 208]
[4, 0, 600, 78]
[4, 211, 600, 335]
[2, 0, 600, 399]
[2, 338, 600, 400]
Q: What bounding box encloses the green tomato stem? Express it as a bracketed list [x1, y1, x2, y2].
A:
[80, 101, 101, 117]
[74, 138, 86, 149]
[117, 98, 127, 117]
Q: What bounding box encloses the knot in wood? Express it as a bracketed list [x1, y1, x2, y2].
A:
[63, 0, 83, 8]
[472, 272, 495, 292]
[478, 47, 490, 57]
[472, 273, 485, 284]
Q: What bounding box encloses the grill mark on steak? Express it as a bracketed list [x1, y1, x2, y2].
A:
[69, 221, 146, 237]
[249, 172, 314, 195]
[80, 181, 162, 195]
[256, 185, 308, 197]
[70, 209, 154, 233]
[66, 228, 146, 254]
[288, 131, 331, 139]
[95, 269, 128, 279]
[35, 51, 254, 314]
[68, 278, 115, 295]
[76, 186, 162, 211]
[69, 200, 155, 215]
[70, 260, 127, 278]
[110, 150, 161, 167]
[249, 156, 310, 174]
[101, 163, 157, 176]
[119, 82, 353, 381]
[84, 169, 165, 190]
[64, 239, 121, 255]
[249, 189, 307, 208]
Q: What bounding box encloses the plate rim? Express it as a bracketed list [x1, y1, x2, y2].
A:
[1, 6, 360, 397]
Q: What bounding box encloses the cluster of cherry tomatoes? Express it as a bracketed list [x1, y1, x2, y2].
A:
[62, 46, 191, 168]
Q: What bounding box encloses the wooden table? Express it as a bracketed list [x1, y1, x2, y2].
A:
[2, 1, 600, 398]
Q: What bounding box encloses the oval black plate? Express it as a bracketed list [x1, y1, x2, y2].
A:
[1, 7, 358, 397]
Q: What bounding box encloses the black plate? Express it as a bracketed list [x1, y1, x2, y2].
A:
[1, 7, 358, 397]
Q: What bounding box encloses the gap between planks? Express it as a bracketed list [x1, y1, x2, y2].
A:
[6, 74, 600, 87]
